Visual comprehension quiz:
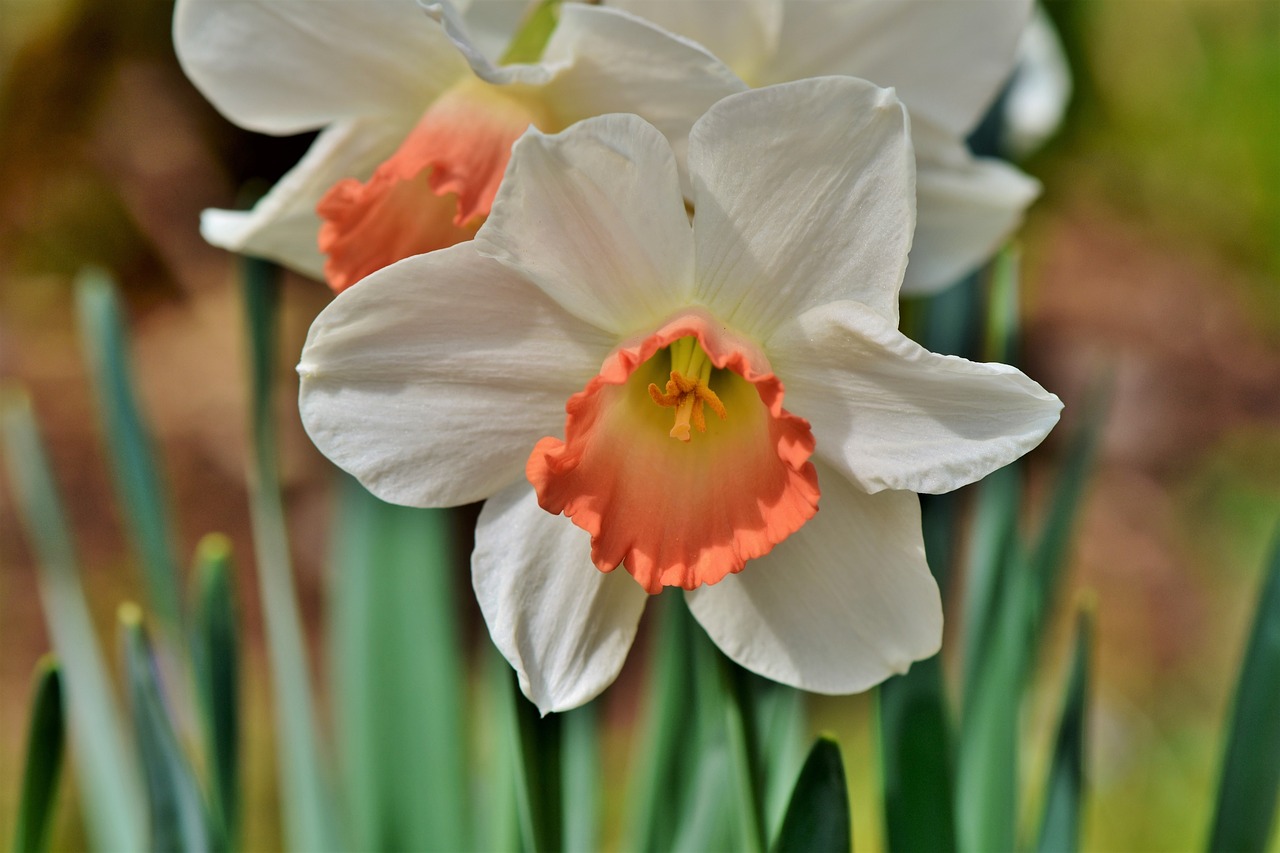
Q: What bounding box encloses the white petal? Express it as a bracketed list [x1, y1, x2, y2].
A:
[605, 0, 781, 84]
[454, 0, 529, 64]
[768, 300, 1062, 494]
[541, 5, 747, 190]
[901, 119, 1040, 295]
[424, 1, 556, 86]
[298, 243, 615, 507]
[762, 0, 1033, 137]
[474, 114, 695, 337]
[687, 465, 940, 694]
[1003, 8, 1073, 158]
[199, 117, 412, 280]
[689, 77, 913, 335]
[174, 0, 469, 134]
[473, 481, 651, 714]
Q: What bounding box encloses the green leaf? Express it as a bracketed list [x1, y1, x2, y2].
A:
[479, 644, 522, 853]
[960, 463, 1022, 711]
[880, 490, 957, 853]
[746, 677, 807, 840]
[329, 480, 468, 852]
[500, 0, 562, 65]
[770, 737, 851, 853]
[0, 391, 146, 852]
[981, 247, 1022, 364]
[189, 534, 240, 848]
[240, 257, 336, 851]
[1207, 529, 1280, 852]
[74, 269, 183, 635]
[560, 704, 600, 853]
[879, 657, 957, 853]
[120, 603, 214, 853]
[720, 655, 768, 853]
[509, 673, 562, 853]
[624, 593, 698, 853]
[1024, 386, 1107, 642]
[956, 548, 1029, 853]
[12, 657, 65, 853]
[957, 385, 1105, 853]
[1036, 604, 1094, 853]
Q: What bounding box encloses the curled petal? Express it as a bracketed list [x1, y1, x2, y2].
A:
[767, 300, 1062, 495]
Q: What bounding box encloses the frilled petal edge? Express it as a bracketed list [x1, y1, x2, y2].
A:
[199, 118, 412, 281]
[686, 465, 941, 694]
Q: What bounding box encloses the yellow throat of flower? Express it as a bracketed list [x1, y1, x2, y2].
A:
[646, 337, 728, 442]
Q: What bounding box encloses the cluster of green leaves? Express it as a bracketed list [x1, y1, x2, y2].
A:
[879, 252, 1280, 853]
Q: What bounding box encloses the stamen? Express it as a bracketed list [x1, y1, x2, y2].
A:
[646, 339, 728, 443]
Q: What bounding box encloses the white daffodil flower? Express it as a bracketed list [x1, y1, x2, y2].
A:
[297, 77, 1062, 713]
[607, 0, 1043, 294]
[174, 0, 745, 291]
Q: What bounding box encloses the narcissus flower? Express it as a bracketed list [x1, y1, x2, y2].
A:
[174, 0, 745, 291]
[298, 78, 1062, 713]
[608, 0, 1043, 294]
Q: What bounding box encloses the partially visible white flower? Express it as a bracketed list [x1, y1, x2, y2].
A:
[174, 0, 744, 290]
[607, 0, 1043, 294]
[296, 77, 1062, 713]
[1003, 7, 1073, 159]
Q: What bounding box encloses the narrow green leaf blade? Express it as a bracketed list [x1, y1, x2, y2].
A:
[879, 657, 957, 853]
[120, 603, 214, 853]
[74, 269, 183, 634]
[1025, 383, 1107, 647]
[240, 257, 335, 851]
[746, 677, 807, 841]
[189, 534, 240, 848]
[961, 463, 1022, 710]
[12, 657, 65, 853]
[509, 673, 562, 853]
[881, 491, 957, 853]
[1, 392, 146, 852]
[1036, 604, 1094, 853]
[624, 593, 697, 853]
[479, 643, 523, 853]
[956, 550, 1029, 853]
[560, 704, 600, 853]
[329, 480, 468, 851]
[770, 737, 851, 853]
[720, 655, 768, 853]
[1208, 530, 1280, 852]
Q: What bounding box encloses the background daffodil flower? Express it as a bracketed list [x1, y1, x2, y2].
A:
[174, 0, 746, 291]
[296, 76, 1062, 713]
[608, 0, 1044, 294]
